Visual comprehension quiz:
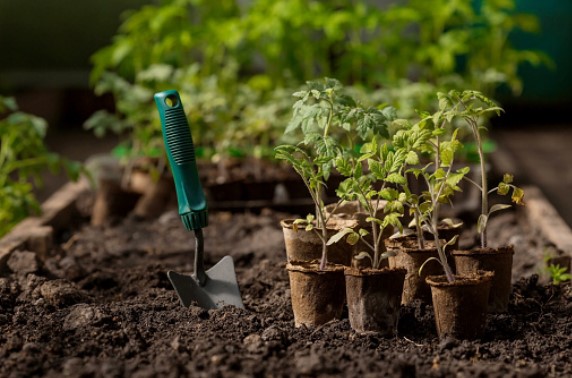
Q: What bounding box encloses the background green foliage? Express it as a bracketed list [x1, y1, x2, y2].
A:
[87, 0, 549, 162]
[0, 97, 82, 236]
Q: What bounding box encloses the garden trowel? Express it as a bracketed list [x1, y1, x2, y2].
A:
[154, 89, 244, 309]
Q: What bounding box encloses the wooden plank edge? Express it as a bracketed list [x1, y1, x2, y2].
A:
[521, 185, 572, 266]
[0, 179, 91, 271]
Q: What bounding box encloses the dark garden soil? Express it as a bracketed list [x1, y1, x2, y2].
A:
[1, 198, 571, 377]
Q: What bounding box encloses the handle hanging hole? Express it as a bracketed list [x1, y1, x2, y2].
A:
[165, 95, 179, 108]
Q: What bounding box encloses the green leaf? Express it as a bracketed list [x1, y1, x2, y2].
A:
[512, 187, 525, 205]
[366, 217, 384, 226]
[405, 151, 419, 165]
[418, 257, 443, 276]
[446, 171, 466, 188]
[335, 157, 353, 177]
[386, 173, 406, 185]
[497, 182, 510, 196]
[327, 228, 355, 246]
[368, 159, 386, 179]
[443, 235, 459, 251]
[441, 218, 463, 228]
[380, 251, 397, 259]
[346, 232, 360, 246]
[379, 188, 399, 201]
[488, 204, 512, 216]
[354, 251, 372, 262]
[477, 214, 488, 234]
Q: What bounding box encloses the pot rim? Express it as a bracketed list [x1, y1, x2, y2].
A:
[344, 267, 407, 277]
[286, 261, 345, 274]
[425, 270, 494, 287]
[398, 241, 444, 254]
[280, 218, 346, 231]
[325, 199, 387, 212]
[451, 245, 515, 257]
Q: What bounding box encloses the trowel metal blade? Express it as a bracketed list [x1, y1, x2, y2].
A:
[167, 256, 244, 309]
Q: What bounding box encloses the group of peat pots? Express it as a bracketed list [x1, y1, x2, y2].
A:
[274, 82, 524, 340]
[281, 202, 514, 339]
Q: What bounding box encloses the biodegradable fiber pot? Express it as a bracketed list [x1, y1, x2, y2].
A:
[422, 219, 464, 251]
[325, 200, 387, 227]
[452, 245, 514, 313]
[286, 262, 345, 327]
[426, 271, 494, 340]
[324, 201, 391, 269]
[388, 240, 443, 305]
[344, 267, 406, 335]
[281, 219, 352, 266]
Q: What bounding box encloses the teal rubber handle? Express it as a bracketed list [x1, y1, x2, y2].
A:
[155, 90, 207, 230]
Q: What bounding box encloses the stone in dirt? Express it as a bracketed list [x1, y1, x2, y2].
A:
[39, 279, 91, 307]
[63, 304, 106, 331]
[7, 250, 40, 275]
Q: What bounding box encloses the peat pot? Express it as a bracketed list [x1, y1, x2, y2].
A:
[280, 219, 352, 266]
[344, 267, 406, 335]
[426, 271, 494, 340]
[422, 219, 464, 251]
[324, 200, 387, 227]
[388, 240, 444, 305]
[286, 262, 345, 327]
[452, 245, 514, 313]
[324, 200, 391, 269]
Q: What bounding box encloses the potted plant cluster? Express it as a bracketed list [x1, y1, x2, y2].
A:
[399, 91, 523, 339]
[274, 79, 355, 327]
[275, 78, 403, 330]
[328, 136, 410, 335]
[439, 91, 525, 314]
[276, 81, 525, 339]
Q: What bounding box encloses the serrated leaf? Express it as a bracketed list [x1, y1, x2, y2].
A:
[379, 188, 399, 201]
[432, 127, 446, 136]
[405, 151, 419, 165]
[368, 159, 385, 178]
[386, 173, 406, 185]
[433, 168, 446, 179]
[446, 171, 466, 188]
[419, 201, 432, 214]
